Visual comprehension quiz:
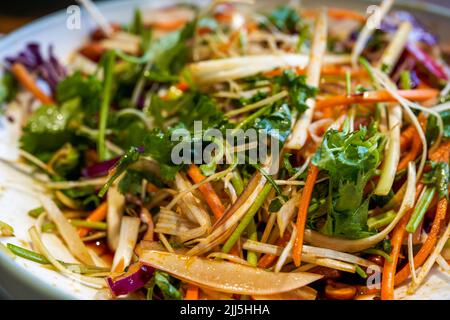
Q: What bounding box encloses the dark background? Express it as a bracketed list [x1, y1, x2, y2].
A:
[0, 0, 449, 34]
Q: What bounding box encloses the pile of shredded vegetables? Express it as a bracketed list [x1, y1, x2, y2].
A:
[0, 0, 449, 300]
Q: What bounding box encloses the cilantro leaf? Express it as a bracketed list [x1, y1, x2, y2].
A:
[422, 161, 449, 199]
[267, 5, 301, 33]
[153, 271, 182, 300]
[0, 72, 17, 105]
[253, 102, 292, 144]
[274, 70, 317, 114]
[312, 127, 384, 238]
[20, 99, 79, 154]
[56, 71, 102, 116]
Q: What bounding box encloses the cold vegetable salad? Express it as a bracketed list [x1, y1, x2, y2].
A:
[0, 0, 449, 300]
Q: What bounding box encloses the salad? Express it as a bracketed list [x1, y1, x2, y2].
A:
[0, 0, 449, 300]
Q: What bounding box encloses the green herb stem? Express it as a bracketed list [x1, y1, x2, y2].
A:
[222, 183, 272, 253]
[97, 50, 116, 161]
[367, 210, 396, 231]
[246, 217, 258, 266]
[406, 187, 436, 233]
[362, 248, 392, 263]
[28, 207, 45, 218]
[230, 171, 245, 196]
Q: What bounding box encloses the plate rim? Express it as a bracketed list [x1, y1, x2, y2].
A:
[0, 0, 449, 300]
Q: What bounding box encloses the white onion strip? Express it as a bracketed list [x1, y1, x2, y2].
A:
[111, 216, 140, 272]
[285, 9, 328, 150]
[242, 239, 372, 267]
[38, 195, 94, 266]
[351, 0, 394, 67]
[374, 105, 401, 195]
[29, 226, 106, 288]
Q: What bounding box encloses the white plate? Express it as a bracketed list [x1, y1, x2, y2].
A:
[0, 0, 449, 300]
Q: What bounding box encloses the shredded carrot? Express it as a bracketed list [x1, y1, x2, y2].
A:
[327, 8, 367, 22]
[315, 89, 439, 109]
[176, 81, 190, 91]
[187, 164, 226, 219]
[264, 66, 367, 78]
[400, 125, 416, 151]
[397, 132, 422, 172]
[11, 63, 55, 104]
[146, 182, 158, 193]
[302, 8, 366, 22]
[78, 202, 108, 237]
[185, 284, 199, 300]
[394, 143, 449, 285]
[429, 140, 450, 162]
[395, 196, 447, 285]
[114, 257, 125, 273]
[150, 19, 187, 31]
[257, 231, 292, 268]
[381, 183, 424, 300]
[293, 165, 319, 267]
[230, 244, 241, 257]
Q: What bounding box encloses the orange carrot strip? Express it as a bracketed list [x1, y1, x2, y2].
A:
[315, 89, 439, 109]
[293, 165, 319, 267]
[327, 8, 367, 22]
[257, 231, 292, 268]
[264, 66, 368, 78]
[395, 197, 447, 285]
[400, 125, 416, 151]
[78, 202, 108, 237]
[187, 164, 226, 219]
[185, 284, 199, 300]
[176, 81, 190, 91]
[394, 143, 449, 285]
[397, 132, 422, 172]
[150, 19, 187, 31]
[11, 63, 54, 104]
[302, 8, 366, 22]
[381, 183, 424, 300]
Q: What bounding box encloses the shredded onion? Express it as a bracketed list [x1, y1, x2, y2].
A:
[206, 252, 251, 266]
[187, 173, 267, 256]
[140, 250, 322, 295]
[351, 0, 394, 66]
[243, 239, 372, 267]
[285, 9, 328, 149]
[252, 286, 317, 300]
[277, 191, 300, 237]
[38, 195, 94, 265]
[374, 105, 401, 195]
[107, 185, 125, 251]
[29, 226, 106, 288]
[111, 216, 140, 273]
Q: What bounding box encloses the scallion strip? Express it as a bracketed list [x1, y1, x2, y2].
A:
[28, 207, 44, 218]
[97, 50, 116, 161]
[7, 243, 108, 274]
[246, 217, 258, 266]
[406, 187, 436, 233]
[7, 243, 50, 264]
[367, 210, 396, 231]
[230, 171, 244, 196]
[222, 184, 272, 253]
[69, 220, 107, 230]
[362, 248, 392, 263]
